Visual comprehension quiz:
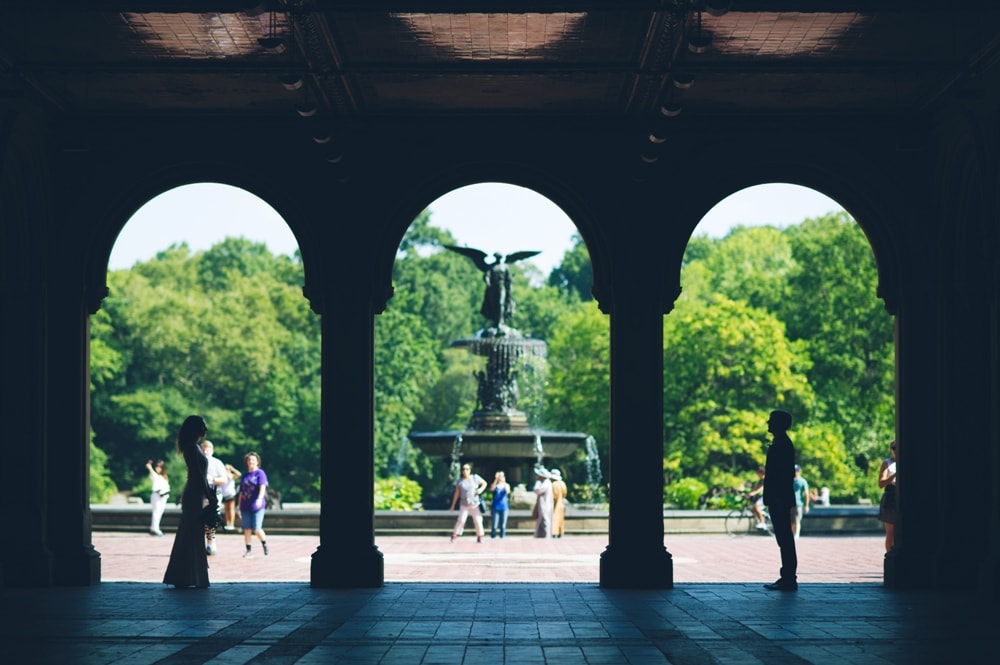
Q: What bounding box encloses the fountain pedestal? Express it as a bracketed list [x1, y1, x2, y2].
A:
[410, 326, 588, 489]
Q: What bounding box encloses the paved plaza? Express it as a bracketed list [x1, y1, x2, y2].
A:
[2, 533, 995, 664]
[94, 532, 886, 585]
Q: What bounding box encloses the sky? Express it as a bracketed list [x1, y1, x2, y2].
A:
[109, 182, 845, 274]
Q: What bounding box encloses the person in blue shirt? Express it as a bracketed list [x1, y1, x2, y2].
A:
[489, 470, 510, 539]
[238, 452, 269, 558]
[792, 464, 810, 541]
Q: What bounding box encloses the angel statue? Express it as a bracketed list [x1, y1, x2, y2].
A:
[444, 245, 541, 329]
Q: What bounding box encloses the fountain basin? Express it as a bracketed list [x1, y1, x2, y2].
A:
[409, 430, 586, 459]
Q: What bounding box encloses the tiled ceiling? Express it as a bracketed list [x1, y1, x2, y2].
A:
[0, 3, 997, 120]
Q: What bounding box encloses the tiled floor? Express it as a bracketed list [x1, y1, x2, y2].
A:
[94, 533, 886, 584]
[2, 534, 996, 664]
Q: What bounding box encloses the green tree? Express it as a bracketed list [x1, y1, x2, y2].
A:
[543, 301, 610, 489]
[548, 233, 593, 302]
[780, 213, 895, 482]
[91, 238, 322, 501]
[686, 225, 795, 312]
[663, 296, 815, 489]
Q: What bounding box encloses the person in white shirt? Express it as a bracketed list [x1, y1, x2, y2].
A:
[532, 467, 554, 538]
[146, 459, 170, 536]
[877, 440, 898, 552]
[200, 440, 229, 555]
[449, 463, 487, 543]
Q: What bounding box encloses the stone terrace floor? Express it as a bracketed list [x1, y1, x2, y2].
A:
[2, 533, 996, 664]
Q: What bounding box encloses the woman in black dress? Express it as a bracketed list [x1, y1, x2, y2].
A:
[163, 415, 215, 588]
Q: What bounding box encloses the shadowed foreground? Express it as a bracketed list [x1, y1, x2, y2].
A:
[1, 533, 994, 663]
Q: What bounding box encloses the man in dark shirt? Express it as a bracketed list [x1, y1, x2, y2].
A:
[763, 409, 797, 591]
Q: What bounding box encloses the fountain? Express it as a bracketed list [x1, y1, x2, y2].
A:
[408, 245, 590, 488]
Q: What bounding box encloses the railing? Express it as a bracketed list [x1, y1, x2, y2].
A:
[90, 503, 881, 536]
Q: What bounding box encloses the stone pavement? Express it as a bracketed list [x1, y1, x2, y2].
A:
[1, 533, 995, 664]
[94, 532, 886, 584]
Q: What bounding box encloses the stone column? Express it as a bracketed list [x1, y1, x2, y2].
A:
[308, 253, 385, 588]
[46, 277, 102, 586]
[599, 246, 673, 588]
[0, 107, 56, 587]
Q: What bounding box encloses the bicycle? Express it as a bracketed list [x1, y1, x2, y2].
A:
[725, 494, 773, 536]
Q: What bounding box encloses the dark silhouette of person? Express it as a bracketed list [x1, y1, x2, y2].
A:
[762, 409, 798, 591]
[444, 246, 540, 328]
[162, 415, 214, 589]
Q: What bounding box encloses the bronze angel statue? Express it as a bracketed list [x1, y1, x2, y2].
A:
[444, 245, 541, 328]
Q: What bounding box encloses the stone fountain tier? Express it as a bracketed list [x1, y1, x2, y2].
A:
[408, 428, 587, 459]
[450, 332, 548, 357]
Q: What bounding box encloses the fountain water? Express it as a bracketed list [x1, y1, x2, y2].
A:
[409, 246, 590, 490]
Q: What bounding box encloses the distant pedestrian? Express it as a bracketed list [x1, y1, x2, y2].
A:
[762, 409, 797, 591]
[163, 415, 213, 589]
[489, 470, 510, 539]
[792, 464, 810, 540]
[221, 463, 242, 530]
[200, 440, 229, 555]
[747, 466, 768, 530]
[450, 463, 487, 542]
[877, 439, 898, 552]
[238, 451, 269, 558]
[532, 467, 554, 538]
[550, 469, 568, 538]
[146, 459, 170, 536]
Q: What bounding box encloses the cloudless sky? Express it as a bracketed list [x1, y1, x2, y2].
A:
[110, 182, 845, 275]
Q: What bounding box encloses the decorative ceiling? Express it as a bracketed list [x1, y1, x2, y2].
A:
[1, 2, 997, 125]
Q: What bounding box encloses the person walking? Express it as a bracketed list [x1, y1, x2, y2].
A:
[146, 459, 170, 536]
[762, 409, 798, 591]
[449, 463, 487, 543]
[878, 439, 898, 552]
[489, 470, 510, 539]
[550, 469, 568, 538]
[747, 466, 768, 530]
[532, 467, 554, 538]
[792, 464, 810, 541]
[238, 451, 269, 558]
[200, 440, 228, 555]
[221, 462, 242, 531]
[163, 415, 214, 589]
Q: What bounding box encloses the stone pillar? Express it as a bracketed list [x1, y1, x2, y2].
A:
[599, 249, 673, 588]
[885, 248, 957, 590]
[0, 107, 55, 587]
[309, 254, 384, 588]
[46, 278, 102, 586]
[988, 298, 1000, 600]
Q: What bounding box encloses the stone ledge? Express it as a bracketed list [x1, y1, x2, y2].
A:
[90, 504, 880, 536]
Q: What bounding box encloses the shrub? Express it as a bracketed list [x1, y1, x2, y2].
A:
[374, 476, 423, 510]
[664, 477, 708, 509]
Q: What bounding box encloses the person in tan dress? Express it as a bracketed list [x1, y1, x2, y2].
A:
[550, 468, 568, 538]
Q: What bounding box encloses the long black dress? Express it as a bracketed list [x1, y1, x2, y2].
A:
[163, 441, 212, 588]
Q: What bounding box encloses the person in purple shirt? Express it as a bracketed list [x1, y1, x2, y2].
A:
[238, 451, 269, 558]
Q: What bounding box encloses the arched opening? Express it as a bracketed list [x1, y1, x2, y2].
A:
[664, 183, 891, 583]
[376, 182, 609, 582]
[90, 182, 320, 583]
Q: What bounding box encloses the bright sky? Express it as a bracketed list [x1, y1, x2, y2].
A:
[109, 182, 845, 274]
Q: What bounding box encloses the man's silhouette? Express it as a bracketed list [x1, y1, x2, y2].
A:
[763, 409, 798, 591]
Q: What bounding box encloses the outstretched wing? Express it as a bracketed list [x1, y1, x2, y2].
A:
[444, 245, 491, 272]
[505, 250, 542, 264]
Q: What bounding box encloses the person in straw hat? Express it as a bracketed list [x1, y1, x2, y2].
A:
[550, 469, 568, 538]
[531, 467, 554, 538]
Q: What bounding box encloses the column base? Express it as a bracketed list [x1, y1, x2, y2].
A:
[599, 544, 673, 589]
[52, 545, 101, 587]
[311, 544, 384, 588]
[883, 545, 953, 591]
[1, 547, 55, 588]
